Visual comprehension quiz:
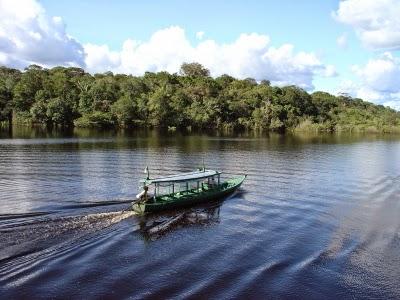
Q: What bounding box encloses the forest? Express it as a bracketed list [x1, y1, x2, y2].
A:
[1, 63, 399, 133]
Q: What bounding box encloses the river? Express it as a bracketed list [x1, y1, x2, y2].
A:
[0, 128, 399, 299]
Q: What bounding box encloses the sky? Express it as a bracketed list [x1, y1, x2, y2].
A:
[1, 0, 400, 109]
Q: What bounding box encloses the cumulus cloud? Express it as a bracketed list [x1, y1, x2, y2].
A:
[84, 26, 335, 90]
[84, 44, 120, 73]
[336, 53, 400, 110]
[336, 33, 348, 49]
[382, 100, 400, 111]
[333, 0, 400, 50]
[323, 65, 338, 77]
[336, 79, 358, 96]
[352, 52, 400, 93]
[0, 0, 85, 68]
[196, 31, 205, 40]
[0, 0, 335, 90]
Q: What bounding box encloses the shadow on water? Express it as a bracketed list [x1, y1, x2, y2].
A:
[136, 203, 222, 242]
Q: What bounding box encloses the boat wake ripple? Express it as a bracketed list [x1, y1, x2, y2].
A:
[0, 210, 136, 267]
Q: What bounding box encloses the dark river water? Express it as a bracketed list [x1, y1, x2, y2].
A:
[0, 128, 399, 299]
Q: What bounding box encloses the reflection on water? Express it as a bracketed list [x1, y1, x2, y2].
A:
[1, 127, 400, 299]
[138, 203, 221, 241]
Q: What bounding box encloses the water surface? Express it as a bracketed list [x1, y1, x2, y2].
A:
[1, 128, 400, 299]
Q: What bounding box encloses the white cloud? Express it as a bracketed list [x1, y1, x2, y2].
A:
[336, 79, 358, 97]
[352, 52, 400, 93]
[382, 100, 400, 111]
[84, 44, 120, 73]
[323, 65, 338, 77]
[84, 27, 334, 90]
[336, 53, 400, 110]
[333, 0, 400, 50]
[336, 33, 348, 49]
[0, 0, 84, 68]
[357, 86, 384, 102]
[0, 0, 335, 90]
[196, 31, 205, 40]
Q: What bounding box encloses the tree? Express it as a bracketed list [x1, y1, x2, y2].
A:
[0, 65, 398, 132]
[89, 76, 120, 112]
[111, 95, 138, 126]
[0, 67, 20, 126]
[148, 86, 173, 126]
[46, 97, 73, 125]
[260, 79, 271, 86]
[30, 100, 49, 124]
[13, 65, 45, 112]
[179, 62, 210, 77]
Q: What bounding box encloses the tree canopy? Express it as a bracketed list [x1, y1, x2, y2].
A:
[0, 63, 399, 133]
[179, 62, 210, 77]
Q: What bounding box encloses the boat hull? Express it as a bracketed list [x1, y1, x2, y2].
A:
[132, 175, 246, 214]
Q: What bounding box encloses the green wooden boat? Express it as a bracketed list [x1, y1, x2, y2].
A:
[132, 168, 246, 214]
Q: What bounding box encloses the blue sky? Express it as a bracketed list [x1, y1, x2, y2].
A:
[1, 0, 400, 109]
[39, 0, 369, 84]
[40, 1, 339, 46]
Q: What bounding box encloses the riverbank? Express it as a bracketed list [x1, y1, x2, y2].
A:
[1, 65, 399, 134]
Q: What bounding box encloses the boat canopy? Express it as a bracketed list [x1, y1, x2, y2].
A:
[142, 169, 220, 185]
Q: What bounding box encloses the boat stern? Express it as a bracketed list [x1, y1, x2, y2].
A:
[132, 202, 146, 214]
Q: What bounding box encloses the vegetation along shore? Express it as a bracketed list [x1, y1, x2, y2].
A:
[1, 63, 399, 133]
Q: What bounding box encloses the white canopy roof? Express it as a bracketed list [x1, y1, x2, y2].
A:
[143, 169, 219, 184]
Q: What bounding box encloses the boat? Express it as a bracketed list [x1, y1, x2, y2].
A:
[132, 168, 246, 214]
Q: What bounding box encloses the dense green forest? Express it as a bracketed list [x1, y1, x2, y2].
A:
[0, 63, 399, 133]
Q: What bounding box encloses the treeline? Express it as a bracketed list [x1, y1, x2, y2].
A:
[0, 63, 399, 132]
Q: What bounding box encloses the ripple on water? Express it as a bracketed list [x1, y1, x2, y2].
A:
[0, 133, 400, 298]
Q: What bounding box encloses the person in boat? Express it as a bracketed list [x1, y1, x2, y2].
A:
[136, 185, 150, 203]
[136, 166, 152, 203]
[206, 176, 217, 189]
